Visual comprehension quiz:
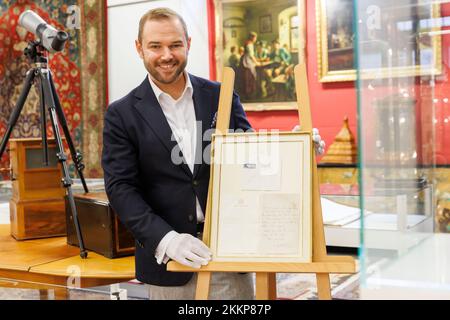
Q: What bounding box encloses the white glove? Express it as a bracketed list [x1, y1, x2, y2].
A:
[312, 128, 326, 155]
[166, 233, 212, 269]
[292, 125, 326, 155]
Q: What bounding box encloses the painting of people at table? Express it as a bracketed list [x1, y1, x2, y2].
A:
[221, 0, 300, 104]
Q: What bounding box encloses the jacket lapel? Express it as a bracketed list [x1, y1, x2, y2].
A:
[132, 77, 192, 178]
[190, 75, 213, 178]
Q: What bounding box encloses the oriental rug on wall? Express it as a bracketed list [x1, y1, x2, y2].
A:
[0, 0, 107, 179]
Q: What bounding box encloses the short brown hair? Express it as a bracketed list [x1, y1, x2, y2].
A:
[138, 7, 189, 43]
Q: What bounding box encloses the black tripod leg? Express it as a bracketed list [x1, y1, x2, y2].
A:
[40, 69, 88, 259]
[38, 78, 49, 166]
[0, 69, 36, 158]
[49, 72, 89, 193]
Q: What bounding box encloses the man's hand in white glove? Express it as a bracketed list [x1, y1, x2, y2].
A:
[166, 233, 212, 269]
[292, 125, 326, 155]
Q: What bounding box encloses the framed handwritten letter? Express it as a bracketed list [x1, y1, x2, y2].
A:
[209, 132, 312, 263]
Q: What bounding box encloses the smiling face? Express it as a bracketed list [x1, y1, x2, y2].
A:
[135, 17, 191, 87]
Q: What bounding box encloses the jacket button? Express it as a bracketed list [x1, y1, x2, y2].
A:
[188, 214, 194, 222]
[192, 180, 199, 186]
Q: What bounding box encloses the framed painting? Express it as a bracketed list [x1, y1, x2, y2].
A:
[215, 0, 306, 111]
[316, 0, 442, 82]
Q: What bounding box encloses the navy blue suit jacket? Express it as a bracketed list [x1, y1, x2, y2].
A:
[102, 74, 252, 286]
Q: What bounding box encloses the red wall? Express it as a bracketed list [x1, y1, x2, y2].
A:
[245, 0, 357, 162]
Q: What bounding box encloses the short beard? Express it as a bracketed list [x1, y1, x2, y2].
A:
[146, 59, 188, 85]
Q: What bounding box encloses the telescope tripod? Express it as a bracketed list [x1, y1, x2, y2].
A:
[0, 41, 89, 258]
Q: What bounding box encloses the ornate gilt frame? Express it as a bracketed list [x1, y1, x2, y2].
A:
[214, 0, 306, 111]
[316, 0, 442, 83]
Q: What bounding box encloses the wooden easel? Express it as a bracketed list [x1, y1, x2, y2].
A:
[167, 65, 356, 300]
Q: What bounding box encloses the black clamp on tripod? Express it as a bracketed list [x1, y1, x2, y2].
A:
[0, 41, 89, 259]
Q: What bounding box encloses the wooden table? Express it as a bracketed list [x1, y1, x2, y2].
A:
[0, 224, 135, 299]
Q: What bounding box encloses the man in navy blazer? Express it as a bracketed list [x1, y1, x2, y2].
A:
[102, 8, 254, 299]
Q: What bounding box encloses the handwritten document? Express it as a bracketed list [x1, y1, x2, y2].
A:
[258, 194, 301, 255]
[216, 193, 301, 259]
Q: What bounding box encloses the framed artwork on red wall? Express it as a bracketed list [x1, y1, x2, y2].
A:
[214, 0, 306, 111]
[316, 0, 442, 82]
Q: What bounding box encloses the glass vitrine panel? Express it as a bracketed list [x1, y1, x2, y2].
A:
[354, 0, 450, 298]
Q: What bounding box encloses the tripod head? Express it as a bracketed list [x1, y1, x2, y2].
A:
[23, 41, 49, 65]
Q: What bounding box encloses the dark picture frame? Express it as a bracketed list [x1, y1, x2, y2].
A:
[259, 14, 272, 33]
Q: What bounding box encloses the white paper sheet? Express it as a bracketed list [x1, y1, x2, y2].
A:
[321, 197, 362, 226]
[240, 162, 281, 191]
[240, 143, 282, 191]
[217, 193, 301, 257]
[216, 195, 259, 255]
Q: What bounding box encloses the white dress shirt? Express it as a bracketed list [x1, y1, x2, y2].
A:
[147, 73, 205, 264]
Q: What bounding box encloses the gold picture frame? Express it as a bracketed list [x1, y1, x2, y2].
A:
[215, 0, 306, 111]
[209, 131, 312, 263]
[316, 0, 442, 83]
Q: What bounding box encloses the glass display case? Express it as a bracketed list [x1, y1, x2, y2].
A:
[354, 0, 450, 298]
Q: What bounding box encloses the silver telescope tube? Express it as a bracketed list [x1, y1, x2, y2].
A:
[19, 10, 68, 53]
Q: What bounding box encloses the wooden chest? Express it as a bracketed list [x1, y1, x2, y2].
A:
[65, 192, 135, 258]
[9, 138, 66, 240]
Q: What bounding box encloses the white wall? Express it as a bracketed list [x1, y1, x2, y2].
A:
[107, 0, 210, 103]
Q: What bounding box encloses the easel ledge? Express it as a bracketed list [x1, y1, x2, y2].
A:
[168, 260, 356, 273]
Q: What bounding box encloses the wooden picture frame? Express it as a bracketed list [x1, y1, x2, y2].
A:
[316, 0, 442, 82]
[215, 0, 306, 111]
[209, 131, 312, 263]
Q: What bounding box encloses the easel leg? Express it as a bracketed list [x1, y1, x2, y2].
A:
[255, 273, 271, 300]
[316, 273, 332, 300]
[268, 273, 277, 300]
[195, 272, 211, 300]
[54, 288, 69, 300]
[39, 289, 49, 300]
